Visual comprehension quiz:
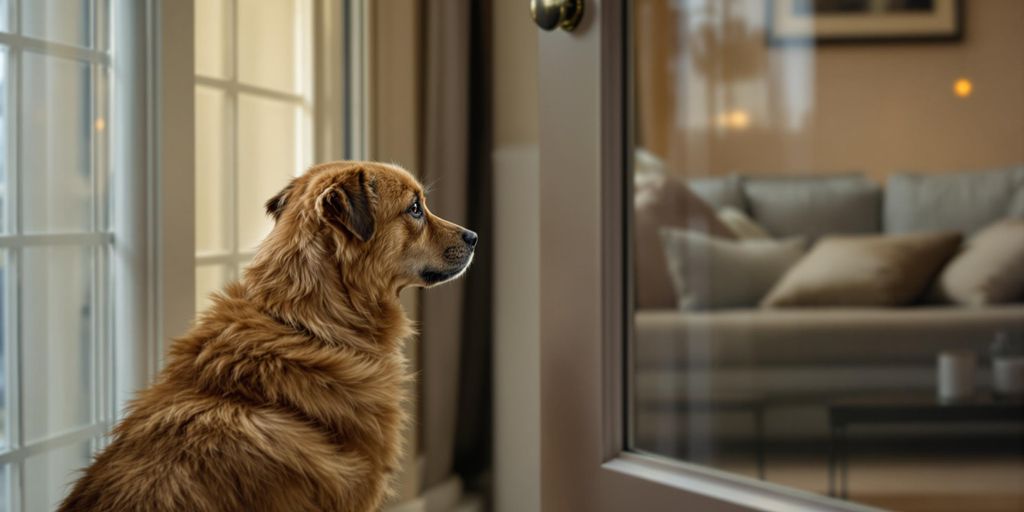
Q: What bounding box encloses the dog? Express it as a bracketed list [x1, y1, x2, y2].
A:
[59, 162, 476, 511]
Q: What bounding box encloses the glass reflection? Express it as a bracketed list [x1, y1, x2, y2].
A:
[630, 1, 1024, 510]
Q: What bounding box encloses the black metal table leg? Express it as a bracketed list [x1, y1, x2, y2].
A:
[828, 424, 837, 497]
[839, 424, 848, 500]
[754, 404, 766, 480]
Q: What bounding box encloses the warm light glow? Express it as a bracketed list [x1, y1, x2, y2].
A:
[717, 109, 751, 130]
[953, 78, 972, 98]
[94, 117, 106, 131]
[729, 110, 750, 129]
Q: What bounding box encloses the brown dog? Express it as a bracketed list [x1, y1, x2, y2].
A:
[59, 162, 476, 511]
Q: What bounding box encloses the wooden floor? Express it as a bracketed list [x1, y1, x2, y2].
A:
[718, 453, 1024, 512]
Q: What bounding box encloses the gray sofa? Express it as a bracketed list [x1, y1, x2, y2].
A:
[634, 165, 1024, 449]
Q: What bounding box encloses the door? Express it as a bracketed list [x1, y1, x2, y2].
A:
[536, 0, 1024, 510]
[537, 1, 838, 508]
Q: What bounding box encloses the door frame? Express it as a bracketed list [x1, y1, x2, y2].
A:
[537, 1, 878, 509]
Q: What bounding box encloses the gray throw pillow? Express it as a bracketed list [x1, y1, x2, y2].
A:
[743, 174, 881, 238]
[659, 228, 805, 310]
[634, 176, 736, 309]
[885, 165, 1024, 235]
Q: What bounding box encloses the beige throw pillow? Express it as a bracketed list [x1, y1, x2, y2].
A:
[932, 219, 1024, 305]
[659, 228, 805, 310]
[762, 232, 962, 307]
[634, 175, 735, 309]
[718, 207, 771, 239]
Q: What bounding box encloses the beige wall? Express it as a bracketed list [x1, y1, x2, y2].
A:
[369, 0, 422, 505]
[491, 1, 541, 512]
[636, 0, 1024, 181]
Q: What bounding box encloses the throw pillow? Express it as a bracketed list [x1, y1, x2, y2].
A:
[762, 232, 962, 308]
[718, 207, 771, 239]
[743, 174, 882, 238]
[932, 219, 1024, 305]
[634, 175, 736, 309]
[659, 228, 805, 310]
[885, 165, 1024, 235]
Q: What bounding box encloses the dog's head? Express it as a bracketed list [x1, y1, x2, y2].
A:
[264, 162, 476, 293]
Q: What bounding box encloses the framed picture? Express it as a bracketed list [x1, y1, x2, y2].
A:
[767, 0, 963, 44]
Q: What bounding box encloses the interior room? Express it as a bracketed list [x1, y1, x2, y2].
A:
[2, 0, 1021, 511]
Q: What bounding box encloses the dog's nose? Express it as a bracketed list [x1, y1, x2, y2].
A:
[462, 230, 478, 248]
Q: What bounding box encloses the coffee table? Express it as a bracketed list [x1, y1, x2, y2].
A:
[827, 392, 1024, 499]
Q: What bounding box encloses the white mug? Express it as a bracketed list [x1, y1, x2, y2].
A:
[993, 357, 1024, 396]
[937, 350, 976, 401]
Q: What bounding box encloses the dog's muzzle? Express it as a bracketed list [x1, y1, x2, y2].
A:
[421, 230, 477, 285]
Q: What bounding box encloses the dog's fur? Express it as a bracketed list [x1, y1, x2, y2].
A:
[59, 162, 475, 512]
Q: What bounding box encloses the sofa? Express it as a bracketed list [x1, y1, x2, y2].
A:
[632, 163, 1024, 454]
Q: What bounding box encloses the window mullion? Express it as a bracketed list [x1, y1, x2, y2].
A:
[9, 19, 24, 511]
[7, 2, 22, 508]
[229, 0, 240, 280]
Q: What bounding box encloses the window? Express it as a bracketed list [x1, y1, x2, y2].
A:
[194, 0, 314, 309]
[629, 1, 1024, 510]
[0, 0, 115, 509]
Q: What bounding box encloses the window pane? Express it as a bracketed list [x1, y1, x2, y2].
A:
[237, 0, 299, 92]
[22, 246, 93, 443]
[195, 0, 230, 79]
[23, 439, 92, 511]
[21, 0, 92, 48]
[195, 86, 230, 253]
[0, 49, 7, 233]
[0, 464, 8, 512]
[0, 0, 8, 33]
[196, 264, 228, 313]
[0, 251, 7, 449]
[237, 94, 298, 251]
[21, 53, 92, 234]
[629, 0, 1024, 509]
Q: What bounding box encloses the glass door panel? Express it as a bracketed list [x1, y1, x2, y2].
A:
[628, 1, 1024, 510]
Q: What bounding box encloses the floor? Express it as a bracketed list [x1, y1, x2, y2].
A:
[719, 453, 1024, 512]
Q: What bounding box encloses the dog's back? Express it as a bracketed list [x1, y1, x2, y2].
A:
[59, 283, 403, 512]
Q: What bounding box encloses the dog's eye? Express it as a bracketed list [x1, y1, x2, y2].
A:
[407, 200, 423, 219]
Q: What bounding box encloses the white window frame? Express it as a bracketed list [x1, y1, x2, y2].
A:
[193, 0, 365, 306]
[0, 0, 127, 509]
[0, 0, 366, 507]
[111, 0, 196, 406]
[193, 0, 314, 291]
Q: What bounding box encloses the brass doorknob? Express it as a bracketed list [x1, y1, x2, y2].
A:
[531, 0, 584, 32]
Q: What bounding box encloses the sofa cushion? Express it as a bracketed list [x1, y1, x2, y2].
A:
[885, 165, 1024, 235]
[743, 174, 881, 238]
[932, 219, 1024, 306]
[659, 228, 804, 310]
[634, 305, 1024, 368]
[762, 232, 961, 308]
[688, 174, 745, 211]
[634, 175, 735, 309]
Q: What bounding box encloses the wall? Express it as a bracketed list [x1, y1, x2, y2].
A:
[369, 0, 423, 504]
[636, 0, 1024, 181]
[491, 0, 542, 510]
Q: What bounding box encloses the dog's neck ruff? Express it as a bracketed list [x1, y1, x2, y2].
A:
[242, 231, 411, 355]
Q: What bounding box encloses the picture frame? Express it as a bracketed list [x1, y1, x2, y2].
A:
[767, 0, 963, 44]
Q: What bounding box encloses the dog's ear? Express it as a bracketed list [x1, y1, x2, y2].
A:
[265, 180, 295, 221]
[320, 169, 376, 242]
